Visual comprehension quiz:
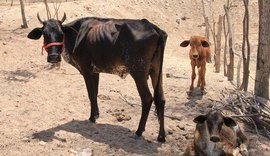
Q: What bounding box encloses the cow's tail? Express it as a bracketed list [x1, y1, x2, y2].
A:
[152, 25, 167, 114]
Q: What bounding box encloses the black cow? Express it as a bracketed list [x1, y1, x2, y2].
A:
[27, 14, 167, 142]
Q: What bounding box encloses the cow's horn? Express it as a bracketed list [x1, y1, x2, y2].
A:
[37, 13, 44, 24]
[60, 13, 66, 24]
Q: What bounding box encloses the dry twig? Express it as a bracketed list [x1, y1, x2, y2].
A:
[221, 89, 270, 138]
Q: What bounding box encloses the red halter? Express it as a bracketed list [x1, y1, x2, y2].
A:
[41, 41, 64, 55]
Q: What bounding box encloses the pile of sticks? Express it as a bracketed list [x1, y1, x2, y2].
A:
[219, 89, 270, 139]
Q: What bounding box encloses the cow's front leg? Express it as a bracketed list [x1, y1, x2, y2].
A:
[197, 66, 201, 88]
[190, 64, 196, 92]
[199, 65, 206, 94]
[82, 71, 100, 122]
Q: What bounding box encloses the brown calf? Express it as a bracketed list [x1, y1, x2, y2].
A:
[180, 36, 211, 94]
[188, 110, 249, 156]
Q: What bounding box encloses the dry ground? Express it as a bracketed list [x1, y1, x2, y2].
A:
[0, 0, 269, 155]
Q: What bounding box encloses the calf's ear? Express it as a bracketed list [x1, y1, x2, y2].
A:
[180, 40, 190, 47]
[27, 28, 42, 40]
[201, 40, 209, 47]
[193, 115, 207, 124]
[224, 117, 237, 127]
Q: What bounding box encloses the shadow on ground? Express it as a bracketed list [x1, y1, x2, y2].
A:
[32, 120, 161, 155]
[1, 69, 36, 83]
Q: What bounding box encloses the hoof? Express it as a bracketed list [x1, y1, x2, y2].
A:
[89, 117, 96, 123]
[130, 134, 141, 140]
[200, 90, 206, 95]
[89, 114, 99, 123]
[157, 136, 166, 143]
[135, 130, 143, 137]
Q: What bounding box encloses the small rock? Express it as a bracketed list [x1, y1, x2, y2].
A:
[176, 125, 185, 130]
[77, 148, 93, 156]
[181, 16, 189, 21]
[185, 134, 193, 140]
[168, 130, 174, 135]
[166, 73, 173, 78]
[21, 137, 30, 143]
[39, 141, 46, 146]
[68, 149, 77, 154]
[176, 19, 180, 24]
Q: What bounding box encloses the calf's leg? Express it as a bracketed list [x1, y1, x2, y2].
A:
[200, 65, 206, 93]
[190, 63, 196, 92]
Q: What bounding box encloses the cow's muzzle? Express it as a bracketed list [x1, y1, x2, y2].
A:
[47, 54, 61, 63]
[210, 135, 221, 142]
[42, 41, 64, 63]
[192, 54, 199, 60]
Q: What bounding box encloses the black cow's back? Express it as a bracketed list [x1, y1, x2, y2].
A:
[71, 17, 161, 76]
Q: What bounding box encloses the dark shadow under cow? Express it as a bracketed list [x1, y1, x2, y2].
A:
[32, 120, 161, 155]
[27, 13, 167, 142]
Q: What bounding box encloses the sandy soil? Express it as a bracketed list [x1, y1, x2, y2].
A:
[0, 0, 269, 155]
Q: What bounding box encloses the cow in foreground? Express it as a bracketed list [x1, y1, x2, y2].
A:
[27, 14, 167, 142]
[183, 110, 249, 156]
[180, 36, 211, 94]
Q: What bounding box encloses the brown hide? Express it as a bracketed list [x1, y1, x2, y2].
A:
[180, 36, 211, 93]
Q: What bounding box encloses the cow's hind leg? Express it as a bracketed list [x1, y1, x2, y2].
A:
[82, 71, 100, 122]
[130, 71, 153, 139]
[150, 67, 166, 142]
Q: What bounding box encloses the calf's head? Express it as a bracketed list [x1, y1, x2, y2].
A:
[193, 110, 237, 143]
[27, 13, 66, 63]
[180, 36, 209, 60]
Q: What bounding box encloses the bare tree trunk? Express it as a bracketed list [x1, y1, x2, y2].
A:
[205, 17, 210, 39]
[239, 0, 250, 91]
[255, 0, 270, 99]
[201, 0, 210, 39]
[227, 39, 234, 81]
[19, 0, 28, 28]
[223, 15, 228, 76]
[224, 0, 235, 81]
[215, 15, 222, 73]
[237, 57, 242, 88]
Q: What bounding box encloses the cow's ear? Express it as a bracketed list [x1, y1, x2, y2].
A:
[224, 117, 237, 127]
[201, 40, 209, 47]
[27, 28, 42, 40]
[193, 115, 207, 124]
[180, 40, 190, 47]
